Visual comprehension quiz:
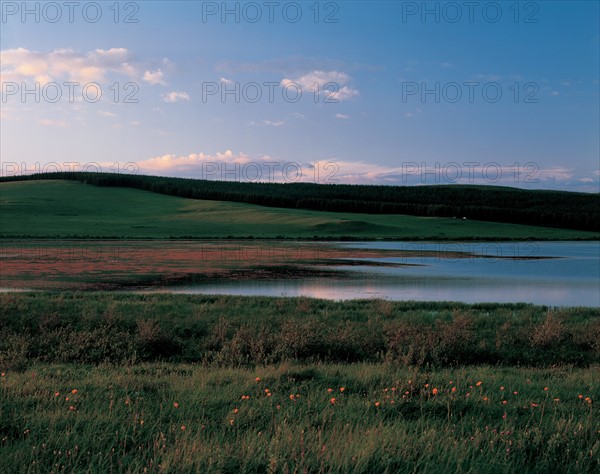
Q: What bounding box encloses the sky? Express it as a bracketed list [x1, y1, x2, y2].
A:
[1, 0, 599, 191]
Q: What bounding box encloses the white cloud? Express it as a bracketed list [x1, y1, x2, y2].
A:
[220, 77, 234, 85]
[98, 111, 116, 118]
[1, 47, 139, 84]
[162, 91, 190, 103]
[281, 70, 359, 102]
[143, 69, 167, 85]
[263, 120, 284, 126]
[335, 113, 349, 119]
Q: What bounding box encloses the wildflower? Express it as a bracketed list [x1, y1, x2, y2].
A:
[276, 405, 281, 410]
[513, 391, 518, 395]
[451, 387, 457, 393]
[502, 413, 507, 419]
[578, 394, 583, 399]
[553, 398, 560, 403]
[330, 398, 336, 405]
[531, 403, 538, 408]
[140, 420, 144, 425]
[54, 392, 60, 397]
[266, 392, 272, 397]
[374, 402, 381, 407]
[500, 386, 505, 391]
[483, 397, 488, 402]
[476, 381, 482, 387]
[289, 394, 295, 401]
[432, 388, 439, 396]
[424, 384, 429, 388]
[229, 419, 234, 426]
[327, 388, 333, 393]
[233, 408, 239, 414]
[1, 373, 5, 377]
[255, 377, 261, 383]
[173, 402, 180, 409]
[180, 425, 186, 431]
[71, 389, 78, 395]
[65, 397, 70, 401]
[543, 387, 549, 391]
[69, 406, 76, 411]
[502, 400, 508, 405]
[585, 397, 591, 404]
[340, 387, 345, 392]
[405, 391, 410, 395]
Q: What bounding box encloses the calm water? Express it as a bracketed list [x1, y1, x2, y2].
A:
[155, 241, 600, 307]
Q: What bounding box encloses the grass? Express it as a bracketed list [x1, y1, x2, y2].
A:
[2, 292, 599, 368]
[0, 363, 597, 473]
[1, 180, 598, 240]
[1, 294, 599, 472]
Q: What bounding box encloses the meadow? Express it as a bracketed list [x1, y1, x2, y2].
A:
[1, 180, 598, 240]
[1, 294, 599, 472]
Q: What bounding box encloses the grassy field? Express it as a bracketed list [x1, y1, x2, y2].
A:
[1, 295, 599, 473]
[1, 363, 597, 473]
[1, 180, 598, 240]
[0, 292, 600, 473]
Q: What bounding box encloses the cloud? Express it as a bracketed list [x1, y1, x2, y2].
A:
[281, 70, 359, 101]
[162, 91, 190, 103]
[335, 113, 349, 119]
[98, 111, 116, 118]
[1, 47, 140, 84]
[39, 119, 68, 127]
[262, 120, 284, 127]
[220, 77, 234, 85]
[143, 69, 167, 85]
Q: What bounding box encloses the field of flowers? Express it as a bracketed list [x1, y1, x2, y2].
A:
[1, 364, 597, 473]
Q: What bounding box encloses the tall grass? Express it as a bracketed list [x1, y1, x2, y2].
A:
[1, 293, 598, 370]
[0, 363, 597, 473]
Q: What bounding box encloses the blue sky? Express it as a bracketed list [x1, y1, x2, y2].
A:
[1, 0, 598, 191]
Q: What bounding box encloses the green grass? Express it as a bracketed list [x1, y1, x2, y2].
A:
[1, 294, 599, 472]
[1, 180, 598, 240]
[2, 293, 598, 368]
[0, 363, 597, 473]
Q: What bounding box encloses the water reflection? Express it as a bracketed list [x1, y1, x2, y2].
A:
[147, 241, 600, 307]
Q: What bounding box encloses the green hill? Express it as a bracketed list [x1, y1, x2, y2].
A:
[0, 180, 597, 240]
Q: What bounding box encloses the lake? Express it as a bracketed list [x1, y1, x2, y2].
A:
[154, 241, 600, 307]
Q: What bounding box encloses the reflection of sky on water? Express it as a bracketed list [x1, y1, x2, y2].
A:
[147, 242, 600, 307]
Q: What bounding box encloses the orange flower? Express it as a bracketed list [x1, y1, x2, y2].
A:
[483, 397, 488, 402]
[432, 388, 439, 396]
[500, 386, 505, 391]
[327, 388, 333, 393]
[424, 384, 429, 388]
[374, 402, 381, 407]
[255, 377, 261, 382]
[233, 408, 239, 414]
[71, 389, 78, 395]
[289, 394, 295, 400]
[54, 392, 60, 397]
[1, 373, 5, 377]
[276, 405, 281, 410]
[340, 387, 345, 392]
[502, 400, 508, 405]
[173, 402, 180, 409]
[578, 394, 583, 399]
[543, 387, 549, 391]
[451, 387, 457, 393]
[330, 398, 336, 405]
[266, 392, 272, 397]
[180, 425, 186, 431]
[68, 406, 76, 411]
[229, 419, 234, 426]
[476, 381, 482, 387]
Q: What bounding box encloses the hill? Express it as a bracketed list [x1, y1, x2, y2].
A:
[0, 179, 597, 239]
[1, 172, 598, 232]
